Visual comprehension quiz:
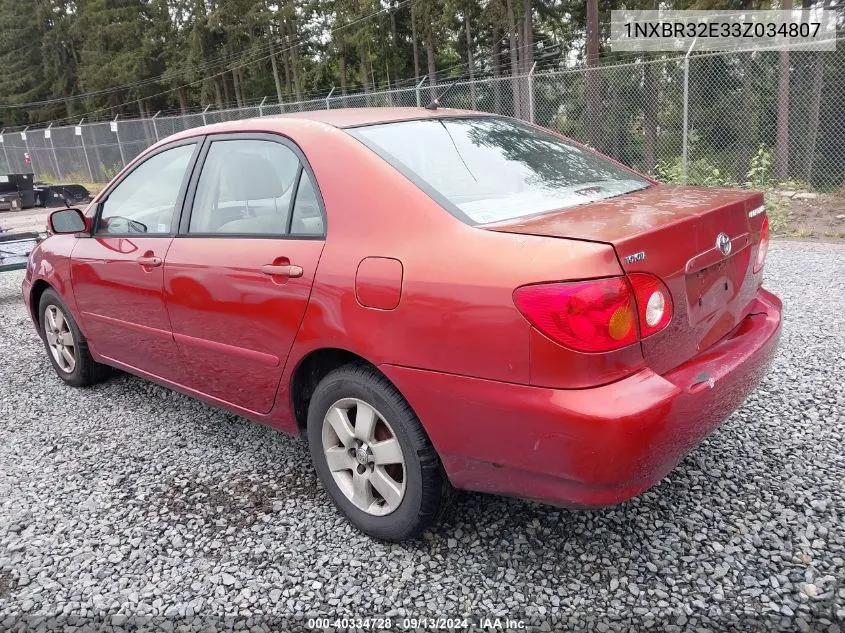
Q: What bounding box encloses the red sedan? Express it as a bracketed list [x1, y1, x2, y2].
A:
[23, 109, 781, 540]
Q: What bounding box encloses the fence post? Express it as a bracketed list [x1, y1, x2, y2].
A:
[113, 115, 127, 168]
[259, 96, 268, 117]
[77, 119, 94, 183]
[415, 75, 428, 108]
[152, 111, 161, 142]
[681, 37, 697, 185]
[527, 62, 537, 124]
[202, 105, 211, 126]
[21, 127, 38, 179]
[326, 87, 336, 110]
[0, 129, 9, 174]
[46, 123, 62, 180]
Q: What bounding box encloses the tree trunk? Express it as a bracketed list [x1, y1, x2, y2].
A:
[360, 43, 371, 93]
[411, 1, 421, 83]
[213, 77, 223, 109]
[586, 0, 601, 149]
[641, 0, 658, 174]
[737, 55, 757, 181]
[232, 69, 244, 108]
[642, 61, 657, 174]
[507, 0, 521, 119]
[803, 0, 829, 182]
[281, 42, 292, 98]
[522, 0, 533, 120]
[425, 37, 437, 101]
[289, 25, 302, 101]
[522, 0, 533, 71]
[736, 0, 757, 181]
[177, 87, 189, 114]
[491, 27, 503, 114]
[465, 12, 477, 109]
[390, 2, 399, 83]
[239, 68, 249, 105]
[775, 0, 792, 182]
[221, 73, 232, 107]
[269, 37, 284, 105]
[339, 45, 348, 97]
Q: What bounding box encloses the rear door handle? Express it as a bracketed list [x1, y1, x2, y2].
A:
[261, 264, 303, 278]
[136, 256, 162, 267]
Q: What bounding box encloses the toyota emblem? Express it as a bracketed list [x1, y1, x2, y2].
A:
[716, 233, 732, 257]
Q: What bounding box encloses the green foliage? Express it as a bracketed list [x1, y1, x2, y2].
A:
[744, 145, 773, 190]
[100, 163, 123, 182]
[654, 144, 818, 193]
[763, 194, 791, 234]
[654, 156, 738, 189]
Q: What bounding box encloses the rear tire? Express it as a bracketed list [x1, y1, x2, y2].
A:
[307, 364, 452, 541]
[38, 289, 109, 387]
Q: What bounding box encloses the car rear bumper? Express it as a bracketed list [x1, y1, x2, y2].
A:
[381, 287, 782, 508]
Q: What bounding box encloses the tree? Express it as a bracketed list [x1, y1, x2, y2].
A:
[585, 0, 600, 149]
[774, 0, 792, 182]
[803, 0, 830, 181]
[0, 0, 47, 125]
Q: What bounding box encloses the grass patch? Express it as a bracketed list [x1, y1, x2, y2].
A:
[764, 194, 792, 234]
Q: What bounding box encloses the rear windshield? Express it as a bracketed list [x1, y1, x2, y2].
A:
[348, 117, 650, 224]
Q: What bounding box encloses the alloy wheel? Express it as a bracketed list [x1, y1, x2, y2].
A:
[44, 305, 76, 373]
[321, 398, 406, 516]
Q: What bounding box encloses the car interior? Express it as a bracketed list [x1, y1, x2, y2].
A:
[191, 148, 295, 235]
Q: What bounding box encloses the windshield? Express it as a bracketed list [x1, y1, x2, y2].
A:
[349, 117, 651, 224]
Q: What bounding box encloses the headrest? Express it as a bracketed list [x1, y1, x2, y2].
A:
[222, 152, 287, 200]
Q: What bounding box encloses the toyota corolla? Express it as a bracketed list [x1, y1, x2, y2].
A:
[23, 108, 781, 541]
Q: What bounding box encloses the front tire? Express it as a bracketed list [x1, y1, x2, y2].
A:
[307, 364, 451, 541]
[38, 289, 109, 387]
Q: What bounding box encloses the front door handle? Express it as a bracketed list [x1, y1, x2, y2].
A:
[136, 255, 162, 267]
[261, 264, 303, 278]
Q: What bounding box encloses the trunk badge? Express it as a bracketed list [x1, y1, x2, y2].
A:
[716, 233, 732, 257]
[624, 251, 646, 264]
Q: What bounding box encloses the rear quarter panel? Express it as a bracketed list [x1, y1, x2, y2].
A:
[274, 121, 628, 417]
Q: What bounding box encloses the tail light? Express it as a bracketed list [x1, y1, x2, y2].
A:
[627, 273, 673, 338]
[514, 274, 673, 353]
[513, 278, 637, 352]
[754, 215, 770, 273]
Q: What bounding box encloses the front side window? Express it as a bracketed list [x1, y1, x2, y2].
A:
[349, 117, 650, 224]
[188, 139, 300, 235]
[98, 143, 196, 235]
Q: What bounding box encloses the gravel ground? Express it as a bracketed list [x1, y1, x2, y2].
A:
[0, 208, 51, 235]
[0, 240, 843, 632]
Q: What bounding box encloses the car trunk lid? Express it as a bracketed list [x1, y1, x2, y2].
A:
[484, 185, 765, 374]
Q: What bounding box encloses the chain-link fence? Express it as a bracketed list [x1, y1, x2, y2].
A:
[1, 45, 843, 191]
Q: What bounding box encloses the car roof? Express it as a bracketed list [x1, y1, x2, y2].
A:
[259, 107, 487, 129]
[159, 108, 497, 152]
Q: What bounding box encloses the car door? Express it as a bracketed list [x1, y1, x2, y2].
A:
[71, 140, 201, 382]
[163, 134, 326, 414]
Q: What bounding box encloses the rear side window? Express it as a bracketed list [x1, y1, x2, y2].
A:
[349, 117, 650, 224]
[290, 172, 324, 236]
[188, 139, 300, 235]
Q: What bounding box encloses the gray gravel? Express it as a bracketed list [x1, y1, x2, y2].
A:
[0, 240, 843, 632]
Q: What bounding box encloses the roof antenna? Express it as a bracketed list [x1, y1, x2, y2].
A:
[424, 79, 460, 110]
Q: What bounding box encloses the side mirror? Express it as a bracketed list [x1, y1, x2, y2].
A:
[48, 208, 87, 234]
